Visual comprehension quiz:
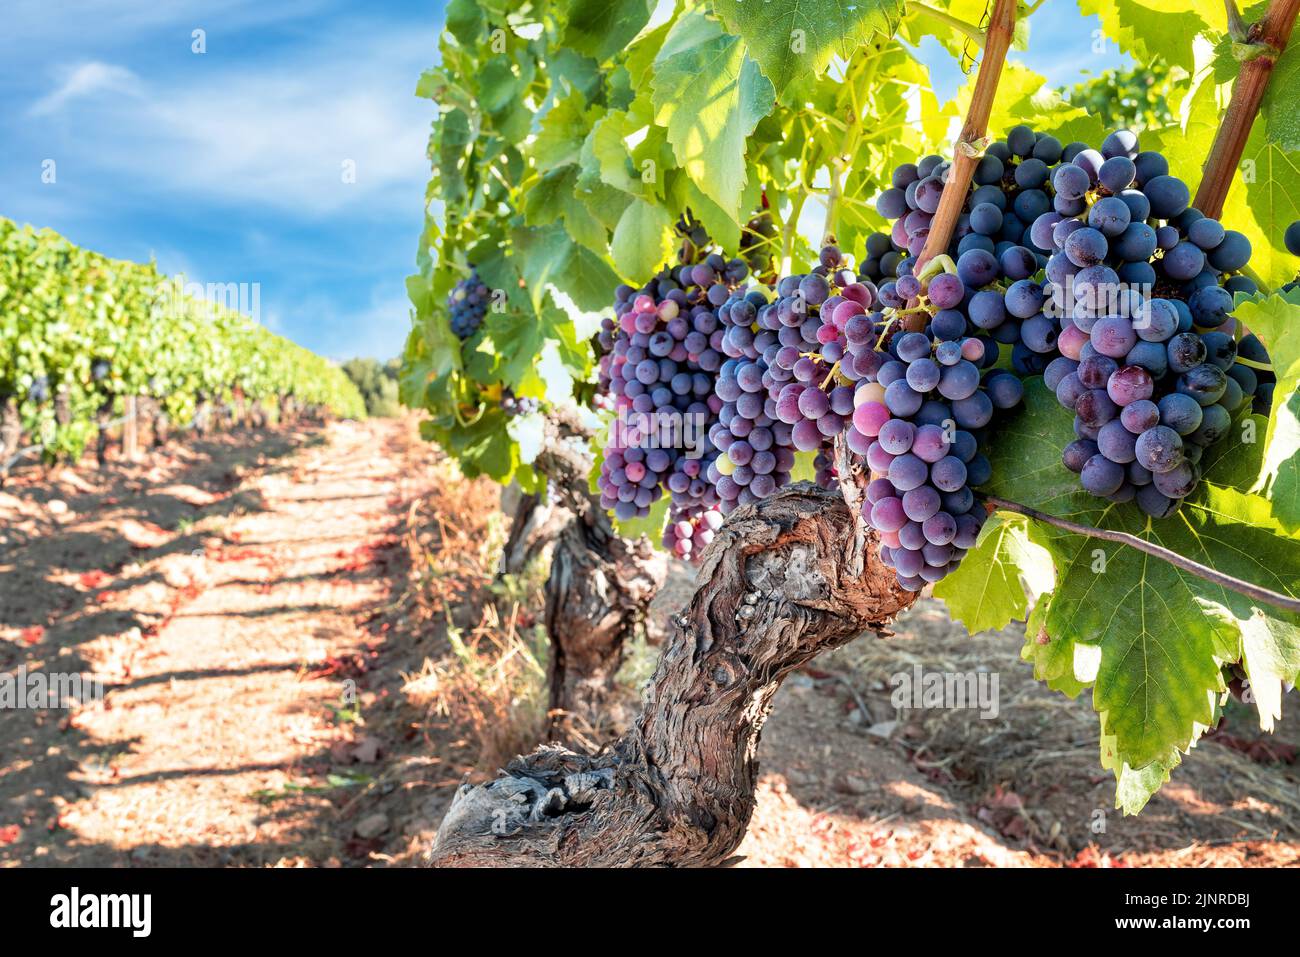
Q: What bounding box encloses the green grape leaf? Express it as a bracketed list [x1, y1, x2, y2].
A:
[534, 90, 600, 173]
[1076, 0, 1223, 73]
[438, 108, 473, 205]
[444, 0, 485, 46]
[477, 56, 524, 114]
[562, 0, 654, 64]
[1233, 291, 1300, 533]
[1101, 733, 1184, 815]
[558, 243, 622, 314]
[1262, 38, 1300, 152]
[981, 379, 1300, 770]
[522, 165, 609, 255]
[610, 198, 675, 281]
[1020, 599, 1089, 698]
[1223, 129, 1300, 293]
[650, 8, 775, 223]
[933, 512, 1054, 635]
[666, 170, 742, 253]
[713, 0, 904, 97]
[512, 223, 619, 315]
[581, 104, 666, 200]
[550, 48, 603, 104]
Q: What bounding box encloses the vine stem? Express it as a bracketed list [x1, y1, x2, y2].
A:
[915, 0, 1018, 272]
[1191, 0, 1300, 218]
[986, 496, 1300, 614]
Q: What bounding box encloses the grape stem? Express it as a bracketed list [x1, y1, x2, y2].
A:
[915, 0, 1019, 272]
[1234, 356, 1274, 372]
[1192, 0, 1300, 218]
[985, 496, 1300, 614]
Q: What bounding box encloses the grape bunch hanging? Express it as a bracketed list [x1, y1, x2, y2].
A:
[593, 127, 1283, 583]
[448, 267, 490, 340]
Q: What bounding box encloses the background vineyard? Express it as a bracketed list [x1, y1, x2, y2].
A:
[1, 217, 365, 466]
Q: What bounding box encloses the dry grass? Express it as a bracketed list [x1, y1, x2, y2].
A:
[402, 615, 550, 772]
[392, 449, 553, 773]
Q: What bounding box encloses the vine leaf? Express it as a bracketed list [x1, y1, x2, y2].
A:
[1100, 733, 1184, 815]
[562, 0, 655, 64]
[1075, 0, 1223, 74]
[650, 8, 775, 223]
[982, 379, 1300, 772]
[933, 513, 1052, 634]
[1233, 291, 1300, 533]
[444, 0, 485, 47]
[712, 0, 905, 97]
[1262, 36, 1300, 152]
[523, 165, 609, 255]
[610, 198, 675, 281]
[512, 223, 620, 314]
[1222, 119, 1300, 291]
[534, 89, 600, 174]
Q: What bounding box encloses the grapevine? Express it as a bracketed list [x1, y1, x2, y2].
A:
[403, 0, 1300, 836]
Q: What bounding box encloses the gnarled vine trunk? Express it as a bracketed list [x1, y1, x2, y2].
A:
[502, 408, 666, 744]
[429, 484, 914, 867]
[0, 397, 21, 476]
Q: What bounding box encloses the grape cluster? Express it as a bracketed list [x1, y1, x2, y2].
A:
[448, 268, 490, 339]
[872, 127, 1066, 378]
[1028, 132, 1267, 513]
[499, 388, 539, 417]
[28, 375, 50, 404]
[707, 283, 800, 515]
[595, 255, 745, 522]
[869, 124, 1280, 519]
[661, 502, 725, 562]
[849, 308, 1009, 590]
[751, 244, 1007, 589]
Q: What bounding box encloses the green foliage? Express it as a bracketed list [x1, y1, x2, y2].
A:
[0, 218, 364, 460]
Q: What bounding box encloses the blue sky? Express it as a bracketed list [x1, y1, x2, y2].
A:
[3, 1, 1124, 362]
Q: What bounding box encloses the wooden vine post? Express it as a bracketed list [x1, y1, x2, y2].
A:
[1192, 0, 1300, 218]
[915, 0, 1018, 272]
[428, 5, 1020, 869]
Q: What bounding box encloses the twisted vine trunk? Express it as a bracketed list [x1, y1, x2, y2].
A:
[503, 408, 666, 744]
[430, 485, 913, 867]
[94, 398, 113, 467]
[0, 397, 21, 475]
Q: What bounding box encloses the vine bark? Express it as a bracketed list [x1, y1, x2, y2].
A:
[429, 485, 914, 867]
[502, 407, 666, 744]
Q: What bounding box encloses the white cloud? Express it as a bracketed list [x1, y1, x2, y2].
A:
[29, 61, 141, 116]
[22, 24, 434, 217]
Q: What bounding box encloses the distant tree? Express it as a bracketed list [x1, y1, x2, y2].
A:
[341, 358, 400, 417]
[1062, 58, 1177, 132]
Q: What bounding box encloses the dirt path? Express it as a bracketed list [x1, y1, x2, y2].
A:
[0, 418, 422, 866]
